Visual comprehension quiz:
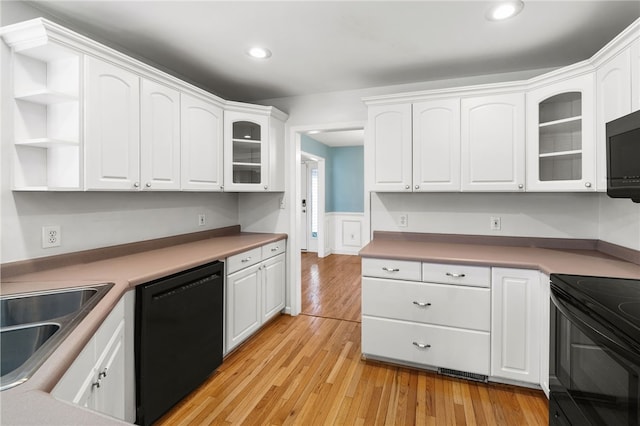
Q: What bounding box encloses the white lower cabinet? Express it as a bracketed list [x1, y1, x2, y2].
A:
[490, 268, 541, 385]
[362, 258, 548, 390]
[52, 292, 135, 422]
[361, 259, 491, 376]
[225, 241, 286, 354]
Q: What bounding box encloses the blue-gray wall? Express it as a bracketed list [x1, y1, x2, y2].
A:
[301, 135, 363, 213]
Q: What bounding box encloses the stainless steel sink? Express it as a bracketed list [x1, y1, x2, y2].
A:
[0, 283, 114, 391]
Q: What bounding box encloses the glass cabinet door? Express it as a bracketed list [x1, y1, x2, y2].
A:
[231, 120, 263, 184]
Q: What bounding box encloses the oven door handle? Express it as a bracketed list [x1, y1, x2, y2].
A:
[551, 290, 640, 365]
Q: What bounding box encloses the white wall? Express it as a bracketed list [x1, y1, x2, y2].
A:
[371, 192, 600, 239]
[598, 194, 640, 250]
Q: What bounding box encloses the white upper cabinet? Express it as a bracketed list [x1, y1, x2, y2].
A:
[596, 48, 632, 191]
[412, 99, 461, 191]
[140, 79, 181, 191]
[367, 104, 413, 192]
[85, 56, 140, 191]
[224, 111, 269, 191]
[526, 74, 596, 191]
[181, 94, 224, 191]
[461, 93, 526, 191]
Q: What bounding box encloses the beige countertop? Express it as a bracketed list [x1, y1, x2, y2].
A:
[359, 234, 640, 279]
[0, 230, 287, 425]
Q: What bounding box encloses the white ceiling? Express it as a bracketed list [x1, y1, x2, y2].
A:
[12, 1, 640, 102]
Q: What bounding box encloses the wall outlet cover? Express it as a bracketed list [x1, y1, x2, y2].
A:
[42, 225, 61, 248]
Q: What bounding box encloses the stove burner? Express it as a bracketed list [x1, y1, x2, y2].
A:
[619, 301, 640, 322]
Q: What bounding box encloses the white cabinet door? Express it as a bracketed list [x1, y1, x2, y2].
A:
[140, 79, 181, 190]
[224, 111, 270, 191]
[461, 93, 525, 191]
[93, 320, 126, 420]
[526, 74, 596, 191]
[596, 49, 632, 191]
[491, 268, 541, 384]
[539, 273, 550, 398]
[632, 39, 640, 111]
[412, 99, 461, 191]
[181, 94, 223, 191]
[226, 263, 262, 352]
[85, 56, 140, 190]
[367, 104, 412, 192]
[262, 253, 286, 322]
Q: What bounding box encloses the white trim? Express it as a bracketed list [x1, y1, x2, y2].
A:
[288, 121, 366, 316]
[326, 212, 365, 256]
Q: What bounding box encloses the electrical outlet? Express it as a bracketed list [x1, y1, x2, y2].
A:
[198, 214, 206, 226]
[398, 214, 408, 228]
[42, 225, 61, 248]
[490, 216, 501, 231]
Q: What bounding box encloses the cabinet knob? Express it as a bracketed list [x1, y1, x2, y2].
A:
[133, 182, 140, 188]
[220, 186, 224, 191]
[518, 184, 524, 189]
[145, 182, 151, 188]
[405, 185, 410, 190]
[264, 185, 268, 190]
[414, 185, 419, 190]
[585, 182, 592, 188]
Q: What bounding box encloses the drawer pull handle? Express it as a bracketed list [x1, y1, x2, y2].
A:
[413, 342, 431, 349]
[241, 257, 252, 263]
[412, 301, 431, 307]
[271, 247, 279, 252]
[382, 267, 400, 272]
[446, 272, 465, 278]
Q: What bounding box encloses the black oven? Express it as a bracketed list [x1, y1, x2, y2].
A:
[549, 274, 640, 426]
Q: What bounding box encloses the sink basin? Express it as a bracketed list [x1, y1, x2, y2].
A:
[1, 323, 61, 377]
[0, 283, 114, 391]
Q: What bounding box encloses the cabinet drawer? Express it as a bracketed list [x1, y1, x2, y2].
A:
[422, 263, 490, 287]
[362, 316, 490, 375]
[262, 240, 286, 260]
[362, 258, 421, 281]
[227, 247, 262, 274]
[362, 277, 490, 331]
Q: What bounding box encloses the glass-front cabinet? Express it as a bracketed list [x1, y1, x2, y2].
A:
[526, 74, 596, 191]
[224, 110, 270, 191]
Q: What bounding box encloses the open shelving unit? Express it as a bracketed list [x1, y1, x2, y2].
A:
[11, 41, 81, 190]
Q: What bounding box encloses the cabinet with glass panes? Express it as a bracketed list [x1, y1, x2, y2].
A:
[526, 74, 595, 191]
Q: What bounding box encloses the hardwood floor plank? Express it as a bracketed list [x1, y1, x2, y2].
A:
[157, 254, 548, 426]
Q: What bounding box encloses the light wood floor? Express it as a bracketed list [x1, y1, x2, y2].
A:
[157, 253, 548, 425]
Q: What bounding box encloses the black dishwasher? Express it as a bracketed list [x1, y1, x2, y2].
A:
[135, 260, 224, 426]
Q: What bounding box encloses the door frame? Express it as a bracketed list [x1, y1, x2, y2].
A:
[287, 121, 366, 316]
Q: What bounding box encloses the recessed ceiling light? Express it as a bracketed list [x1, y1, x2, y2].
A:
[247, 46, 272, 59]
[487, 1, 524, 21]
[308, 130, 320, 135]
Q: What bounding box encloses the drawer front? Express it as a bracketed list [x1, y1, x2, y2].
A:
[362, 258, 421, 281]
[362, 316, 490, 375]
[362, 277, 490, 331]
[422, 263, 490, 287]
[227, 247, 262, 274]
[262, 240, 286, 260]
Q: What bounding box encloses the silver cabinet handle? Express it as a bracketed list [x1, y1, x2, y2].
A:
[98, 368, 108, 379]
[220, 186, 224, 191]
[264, 185, 268, 190]
[271, 247, 279, 252]
[413, 342, 431, 349]
[585, 182, 592, 188]
[92, 378, 102, 389]
[405, 185, 410, 190]
[133, 182, 140, 188]
[412, 301, 431, 307]
[518, 184, 524, 189]
[241, 257, 252, 263]
[446, 272, 465, 278]
[382, 267, 400, 272]
[145, 182, 151, 188]
[414, 185, 419, 190]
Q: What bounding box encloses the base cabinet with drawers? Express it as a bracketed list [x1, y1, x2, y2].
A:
[225, 240, 286, 354]
[362, 257, 544, 389]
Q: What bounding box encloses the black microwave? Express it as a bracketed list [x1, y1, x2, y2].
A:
[606, 109, 640, 203]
